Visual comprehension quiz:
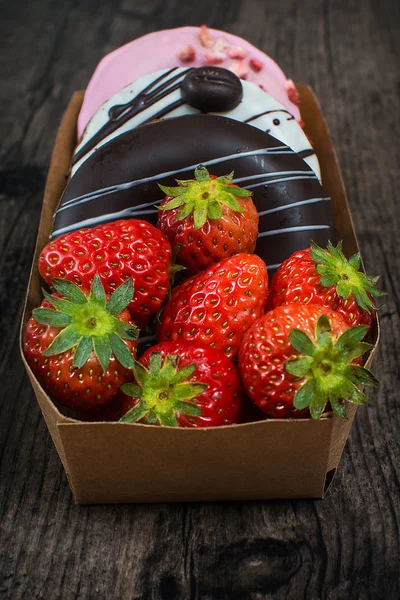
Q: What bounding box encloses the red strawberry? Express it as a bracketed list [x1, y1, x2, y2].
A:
[120, 341, 242, 427]
[38, 219, 172, 328]
[24, 275, 138, 410]
[239, 304, 379, 419]
[269, 241, 384, 330]
[158, 253, 268, 360]
[157, 165, 258, 275]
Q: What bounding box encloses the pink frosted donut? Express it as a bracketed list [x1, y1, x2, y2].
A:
[78, 26, 301, 139]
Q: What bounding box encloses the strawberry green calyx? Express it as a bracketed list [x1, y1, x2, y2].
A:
[120, 353, 207, 426]
[285, 315, 379, 420]
[33, 275, 138, 372]
[310, 241, 385, 313]
[158, 165, 252, 229]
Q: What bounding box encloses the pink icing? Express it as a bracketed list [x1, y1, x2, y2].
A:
[77, 26, 301, 139]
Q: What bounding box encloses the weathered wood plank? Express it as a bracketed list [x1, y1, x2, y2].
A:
[0, 0, 398, 598]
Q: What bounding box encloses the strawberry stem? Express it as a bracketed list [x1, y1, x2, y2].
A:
[158, 165, 252, 229]
[33, 275, 138, 372]
[310, 241, 385, 313]
[285, 315, 379, 420]
[120, 352, 207, 426]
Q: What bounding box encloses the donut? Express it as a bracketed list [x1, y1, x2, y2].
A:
[53, 114, 333, 271]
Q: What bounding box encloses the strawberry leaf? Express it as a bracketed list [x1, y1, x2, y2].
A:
[348, 388, 370, 405]
[221, 185, 252, 198]
[158, 184, 188, 198]
[149, 352, 162, 377]
[158, 412, 179, 427]
[158, 197, 185, 210]
[207, 201, 223, 220]
[112, 319, 139, 341]
[43, 325, 82, 356]
[32, 308, 71, 327]
[170, 364, 196, 384]
[177, 200, 195, 221]
[335, 325, 369, 352]
[218, 192, 245, 213]
[289, 329, 316, 356]
[52, 278, 87, 304]
[42, 290, 77, 316]
[73, 336, 93, 368]
[173, 401, 202, 417]
[329, 398, 347, 420]
[90, 274, 106, 306]
[106, 277, 134, 315]
[310, 240, 384, 313]
[120, 383, 143, 398]
[215, 172, 234, 184]
[93, 336, 112, 372]
[285, 356, 314, 377]
[195, 165, 210, 182]
[108, 332, 135, 369]
[193, 203, 208, 229]
[345, 365, 380, 387]
[174, 383, 207, 400]
[120, 400, 149, 423]
[293, 379, 315, 409]
[132, 361, 149, 388]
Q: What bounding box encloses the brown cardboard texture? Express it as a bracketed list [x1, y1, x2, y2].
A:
[20, 86, 379, 504]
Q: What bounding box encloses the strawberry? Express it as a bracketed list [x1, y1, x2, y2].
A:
[269, 241, 384, 330]
[120, 341, 242, 427]
[158, 253, 268, 360]
[157, 165, 258, 275]
[23, 275, 138, 410]
[38, 219, 172, 328]
[239, 304, 379, 419]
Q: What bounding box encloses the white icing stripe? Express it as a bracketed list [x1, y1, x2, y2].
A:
[257, 197, 330, 217]
[246, 174, 318, 189]
[257, 225, 330, 238]
[52, 208, 159, 238]
[57, 197, 158, 215]
[233, 170, 315, 184]
[266, 263, 282, 270]
[57, 146, 291, 213]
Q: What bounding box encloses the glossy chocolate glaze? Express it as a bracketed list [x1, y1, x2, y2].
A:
[53, 114, 334, 270]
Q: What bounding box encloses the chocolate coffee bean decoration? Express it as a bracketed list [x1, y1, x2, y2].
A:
[180, 67, 243, 112]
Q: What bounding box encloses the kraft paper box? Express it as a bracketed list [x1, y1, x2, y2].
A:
[20, 86, 379, 504]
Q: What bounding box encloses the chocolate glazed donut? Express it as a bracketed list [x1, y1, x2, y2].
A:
[52, 114, 335, 271]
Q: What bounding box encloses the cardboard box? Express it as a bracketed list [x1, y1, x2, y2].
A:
[19, 86, 379, 504]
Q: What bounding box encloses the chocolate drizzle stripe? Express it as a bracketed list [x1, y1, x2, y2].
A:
[257, 225, 330, 238]
[57, 146, 292, 214]
[244, 109, 295, 123]
[297, 149, 316, 159]
[141, 98, 185, 124]
[257, 197, 330, 217]
[73, 67, 192, 165]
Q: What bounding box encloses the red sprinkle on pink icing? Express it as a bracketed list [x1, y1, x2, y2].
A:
[285, 79, 301, 106]
[249, 58, 264, 72]
[177, 45, 196, 63]
[229, 60, 249, 79]
[228, 45, 248, 59]
[199, 25, 214, 48]
[205, 52, 225, 65]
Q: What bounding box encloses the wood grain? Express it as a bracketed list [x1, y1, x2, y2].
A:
[0, 0, 399, 598]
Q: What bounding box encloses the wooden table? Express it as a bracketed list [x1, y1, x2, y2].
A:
[1, 1, 399, 598]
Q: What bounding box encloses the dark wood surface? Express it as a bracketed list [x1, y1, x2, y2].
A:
[1, 0, 399, 598]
